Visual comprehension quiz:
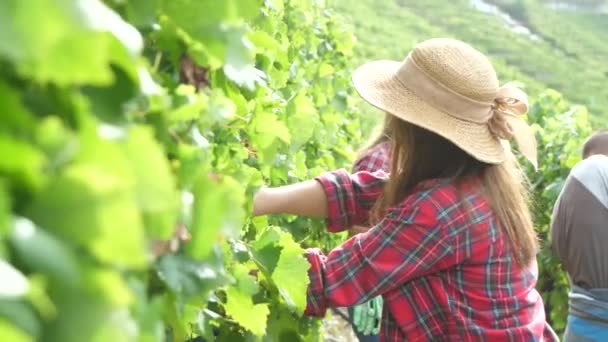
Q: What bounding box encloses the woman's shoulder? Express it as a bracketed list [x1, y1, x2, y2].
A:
[353, 141, 392, 173]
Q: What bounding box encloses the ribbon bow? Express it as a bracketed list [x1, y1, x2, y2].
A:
[488, 84, 538, 170]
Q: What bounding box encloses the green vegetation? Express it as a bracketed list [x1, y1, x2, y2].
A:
[329, 0, 608, 125]
[0, 0, 360, 340]
[525, 91, 592, 333]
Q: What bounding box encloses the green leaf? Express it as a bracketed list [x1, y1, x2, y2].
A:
[223, 26, 267, 90]
[0, 260, 29, 298]
[231, 264, 259, 295]
[122, 126, 179, 240]
[44, 290, 133, 342]
[156, 254, 228, 299]
[83, 268, 134, 307]
[25, 31, 117, 86]
[75, 0, 144, 56]
[272, 232, 310, 314]
[24, 275, 56, 321]
[263, 305, 302, 342]
[82, 65, 139, 123]
[161, 0, 259, 32]
[34, 116, 77, 171]
[10, 218, 80, 286]
[251, 227, 281, 274]
[204, 89, 237, 125]
[188, 174, 245, 260]
[167, 85, 208, 124]
[0, 0, 139, 85]
[0, 134, 47, 193]
[0, 299, 40, 339]
[0, 82, 36, 137]
[318, 63, 335, 77]
[0, 182, 10, 237]
[224, 285, 269, 337]
[126, 0, 160, 28]
[0, 318, 33, 342]
[26, 163, 146, 268]
[127, 278, 164, 342]
[250, 110, 290, 150]
[248, 30, 281, 56]
[286, 91, 317, 149]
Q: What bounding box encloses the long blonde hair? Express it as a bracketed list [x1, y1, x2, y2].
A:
[373, 118, 537, 267]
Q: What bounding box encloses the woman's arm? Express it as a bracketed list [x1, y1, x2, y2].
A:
[305, 204, 462, 317]
[252, 180, 328, 217]
[252, 169, 388, 232]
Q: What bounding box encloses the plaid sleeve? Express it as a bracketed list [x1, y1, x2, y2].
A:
[304, 202, 463, 317]
[314, 169, 387, 232]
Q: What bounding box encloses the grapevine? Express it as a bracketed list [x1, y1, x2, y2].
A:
[0, 0, 359, 341]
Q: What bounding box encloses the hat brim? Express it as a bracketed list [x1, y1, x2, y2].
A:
[352, 60, 508, 164]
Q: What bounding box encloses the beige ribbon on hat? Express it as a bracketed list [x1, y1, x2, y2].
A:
[396, 56, 538, 169]
[488, 84, 538, 170]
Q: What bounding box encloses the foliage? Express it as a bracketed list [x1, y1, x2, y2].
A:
[523, 90, 593, 334]
[0, 0, 363, 341]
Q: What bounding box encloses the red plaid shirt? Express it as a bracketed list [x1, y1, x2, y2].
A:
[304, 170, 556, 341]
[352, 141, 392, 174]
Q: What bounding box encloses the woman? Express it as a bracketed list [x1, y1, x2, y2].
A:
[346, 115, 392, 341]
[253, 38, 556, 341]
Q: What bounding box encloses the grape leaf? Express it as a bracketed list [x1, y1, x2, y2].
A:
[223, 25, 267, 90]
[156, 254, 228, 299]
[251, 227, 281, 274]
[0, 318, 32, 342]
[272, 232, 310, 314]
[77, 0, 144, 56]
[188, 174, 245, 260]
[122, 126, 179, 240]
[10, 218, 80, 286]
[263, 305, 302, 342]
[224, 267, 269, 337]
[26, 163, 147, 268]
[250, 110, 290, 149]
[126, 0, 159, 28]
[286, 91, 317, 149]
[0, 134, 47, 193]
[0, 0, 138, 85]
[0, 300, 40, 339]
[0, 82, 36, 137]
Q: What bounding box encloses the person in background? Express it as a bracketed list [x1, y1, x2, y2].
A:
[253, 38, 557, 341]
[551, 129, 608, 342]
[345, 114, 392, 341]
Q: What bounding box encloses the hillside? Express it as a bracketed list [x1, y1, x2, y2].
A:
[328, 0, 608, 126]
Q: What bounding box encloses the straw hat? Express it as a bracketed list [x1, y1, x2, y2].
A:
[352, 38, 537, 169]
